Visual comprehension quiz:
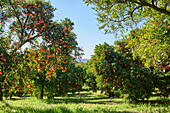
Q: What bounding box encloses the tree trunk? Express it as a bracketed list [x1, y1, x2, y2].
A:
[10, 91, 14, 99]
[0, 84, 3, 101]
[109, 91, 114, 97]
[40, 85, 44, 99]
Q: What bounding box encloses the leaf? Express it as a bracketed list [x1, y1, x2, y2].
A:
[1, 0, 9, 3]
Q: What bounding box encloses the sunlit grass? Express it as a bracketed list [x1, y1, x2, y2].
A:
[0, 90, 169, 113]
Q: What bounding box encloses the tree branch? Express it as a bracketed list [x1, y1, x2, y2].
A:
[139, 0, 170, 16]
[115, 0, 170, 16]
[12, 34, 39, 53]
[9, 1, 23, 29]
[115, 0, 142, 4]
[29, 28, 35, 37]
[130, 5, 143, 22]
[152, 0, 154, 5]
[115, 0, 128, 3]
[22, 14, 30, 37]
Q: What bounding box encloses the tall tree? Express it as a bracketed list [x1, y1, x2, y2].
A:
[25, 18, 84, 99]
[0, 0, 55, 101]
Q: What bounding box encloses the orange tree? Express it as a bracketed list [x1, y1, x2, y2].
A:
[89, 42, 129, 97]
[44, 19, 84, 99]
[128, 21, 170, 98]
[89, 41, 156, 101]
[26, 47, 85, 99]
[114, 39, 155, 101]
[1, 51, 34, 99]
[88, 43, 120, 97]
[86, 60, 98, 92]
[23, 18, 84, 99]
[0, 0, 76, 101]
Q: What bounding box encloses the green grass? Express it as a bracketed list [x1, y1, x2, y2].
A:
[0, 90, 169, 113]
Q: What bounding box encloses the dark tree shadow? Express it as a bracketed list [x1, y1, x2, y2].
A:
[65, 92, 93, 97]
[44, 96, 123, 105]
[134, 99, 170, 105]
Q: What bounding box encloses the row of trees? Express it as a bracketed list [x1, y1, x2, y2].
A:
[86, 39, 169, 101]
[83, 0, 170, 101]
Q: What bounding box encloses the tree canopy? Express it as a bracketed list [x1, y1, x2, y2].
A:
[0, 0, 84, 101]
[83, 0, 170, 34]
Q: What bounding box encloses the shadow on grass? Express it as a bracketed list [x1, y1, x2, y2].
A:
[44, 95, 169, 107]
[1, 102, 135, 113]
[9, 97, 26, 101]
[66, 92, 93, 97]
[5, 95, 31, 101]
[43, 96, 123, 105]
[130, 97, 170, 106]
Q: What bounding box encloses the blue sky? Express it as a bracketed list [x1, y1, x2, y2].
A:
[49, 0, 118, 59]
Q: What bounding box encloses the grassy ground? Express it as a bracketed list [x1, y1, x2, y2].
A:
[0, 90, 169, 113]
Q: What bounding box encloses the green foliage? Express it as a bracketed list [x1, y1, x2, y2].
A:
[83, 0, 170, 101]
[128, 19, 170, 67]
[87, 43, 117, 96]
[1, 0, 8, 3]
[87, 41, 162, 100]
[114, 40, 157, 101]
[83, 0, 170, 34]
[127, 19, 170, 98]
[86, 60, 97, 92]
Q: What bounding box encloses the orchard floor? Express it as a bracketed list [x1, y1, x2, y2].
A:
[0, 90, 169, 113]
